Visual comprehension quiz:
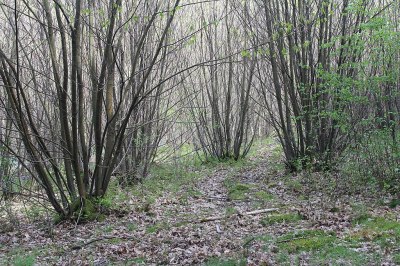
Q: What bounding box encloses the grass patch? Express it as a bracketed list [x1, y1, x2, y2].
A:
[146, 222, 169, 234]
[348, 216, 400, 248]
[277, 230, 336, 253]
[226, 183, 251, 200]
[129, 257, 146, 264]
[284, 178, 302, 192]
[225, 207, 237, 216]
[254, 191, 274, 201]
[129, 162, 203, 205]
[104, 225, 114, 233]
[260, 213, 302, 226]
[309, 244, 380, 265]
[12, 255, 36, 266]
[1, 248, 40, 266]
[393, 253, 400, 264]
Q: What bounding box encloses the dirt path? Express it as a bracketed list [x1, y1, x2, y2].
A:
[1, 144, 399, 265]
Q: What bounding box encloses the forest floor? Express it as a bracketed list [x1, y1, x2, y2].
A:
[1, 139, 400, 265]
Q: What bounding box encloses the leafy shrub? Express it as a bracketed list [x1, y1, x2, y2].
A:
[341, 129, 400, 194]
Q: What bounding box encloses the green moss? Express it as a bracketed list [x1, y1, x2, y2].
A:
[127, 223, 137, 232]
[347, 217, 400, 249]
[12, 255, 35, 266]
[254, 191, 274, 201]
[104, 225, 113, 233]
[129, 257, 146, 264]
[361, 217, 400, 234]
[285, 178, 302, 192]
[68, 198, 105, 222]
[276, 251, 291, 265]
[277, 230, 336, 253]
[227, 183, 251, 200]
[310, 245, 379, 265]
[225, 207, 237, 216]
[260, 213, 302, 226]
[146, 222, 169, 234]
[131, 162, 201, 200]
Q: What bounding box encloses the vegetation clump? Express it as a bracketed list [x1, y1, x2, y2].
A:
[277, 230, 336, 253]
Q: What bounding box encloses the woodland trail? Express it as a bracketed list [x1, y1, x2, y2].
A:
[1, 142, 399, 265]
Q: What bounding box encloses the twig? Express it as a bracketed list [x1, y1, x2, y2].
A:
[71, 235, 136, 250]
[199, 208, 279, 223]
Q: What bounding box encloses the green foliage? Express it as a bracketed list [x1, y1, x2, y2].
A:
[226, 182, 251, 200]
[359, 217, 400, 236]
[12, 255, 35, 266]
[69, 198, 105, 222]
[127, 223, 137, 232]
[275, 251, 291, 265]
[349, 202, 371, 224]
[146, 222, 169, 234]
[145, 163, 199, 195]
[24, 206, 45, 222]
[309, 245, 377, 265]
[341, 129, 400, 194]
[240, 50, 251, 58]
[393, 253, 400, 265]
[225, 207, 237, 217]
[129, 257, 146, 264]
[254, 191, 274, 201]
[389, 198, 400, 208]
[284, 178, 302, 193]
[348, 217, 400, 249]
[104, 225, 113, 233]
[277, 230, 336, 253]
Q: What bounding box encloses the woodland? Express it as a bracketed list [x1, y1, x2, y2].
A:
[0, 0, 399, 265]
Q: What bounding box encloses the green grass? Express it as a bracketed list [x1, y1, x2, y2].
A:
[284, 178, 302, 192]
[11, 255, 36, 266]
[348, 216, 400, 249]
[309, 244, 378, 266]
[3, 248, 39, 266]
[245, 229, 384, 265]
[277, 230, 336, 253]
[260, 213, 302, 226]
[254, 191, 274, 201]
[340, 129, 400, 195]
[226, 182, 251, 200]
[129, 257, 146, 264]
[225, 207, 237, 216]
[104, 225, 113, 233]
[393, 253, 400, 264]
[129, 162, 202, 205]
[146, 222, 169, 234]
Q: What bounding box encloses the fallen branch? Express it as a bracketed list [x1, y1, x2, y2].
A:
[71, 235, 136, 250]
[199, 208, 279, 223]
[244, 208, 279, 216]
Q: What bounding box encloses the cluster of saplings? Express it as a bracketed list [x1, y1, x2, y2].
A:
[0, 0, 399, 220]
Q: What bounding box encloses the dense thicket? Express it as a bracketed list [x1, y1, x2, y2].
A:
[0, 0, 399, 216]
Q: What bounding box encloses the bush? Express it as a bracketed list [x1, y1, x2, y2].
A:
[341, 129, 400, 194]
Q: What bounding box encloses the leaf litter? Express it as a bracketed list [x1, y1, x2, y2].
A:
[0, 144, 399, 265]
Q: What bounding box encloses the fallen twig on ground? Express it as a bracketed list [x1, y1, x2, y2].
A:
[71, 235, 136, 250]
[199, 208, 279, 223]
